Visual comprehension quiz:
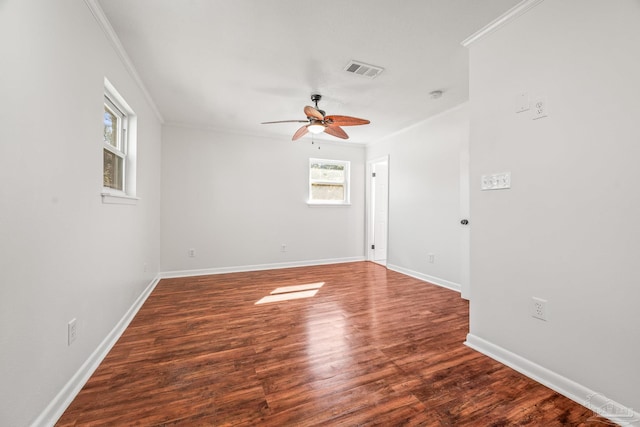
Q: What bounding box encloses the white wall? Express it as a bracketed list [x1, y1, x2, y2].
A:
[467, 0, 640, 416]
[0, 1, 162, 425]
[367, 104, 469, 291]
[161, 125, 366, 273]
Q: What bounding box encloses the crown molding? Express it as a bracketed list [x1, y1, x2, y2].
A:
[84, 0, 164, 123]
[461, 0, 545, 47]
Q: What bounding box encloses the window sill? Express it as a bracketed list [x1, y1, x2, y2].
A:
[307, 201, 351, 207]
[101, 191, 139, 205]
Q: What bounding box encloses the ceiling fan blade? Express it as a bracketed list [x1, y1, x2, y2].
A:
[261, 119, 309, 124]
[324, 125, 349, 140]
[292, 125, 309, 141]
[304, 105, 324, 120]
[324, 115, 370, 126]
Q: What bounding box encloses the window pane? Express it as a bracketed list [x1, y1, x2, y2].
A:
[103, 149, 124, 190]
[104, 106, 118, 148]
[310, 162, 345, 182]
[311, 183, 345, 201]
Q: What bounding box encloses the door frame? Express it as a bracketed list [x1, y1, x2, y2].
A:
[366, 156, 389, 265]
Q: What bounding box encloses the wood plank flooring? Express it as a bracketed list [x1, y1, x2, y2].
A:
[57, 262, 612, 426]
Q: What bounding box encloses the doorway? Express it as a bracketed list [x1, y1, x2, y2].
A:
[367, 156, 389, 266]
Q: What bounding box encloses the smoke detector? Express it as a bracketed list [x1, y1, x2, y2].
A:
[344, 60, 384, 79]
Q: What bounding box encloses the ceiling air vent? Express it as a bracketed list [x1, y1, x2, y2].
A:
[344, 60, 384, 79]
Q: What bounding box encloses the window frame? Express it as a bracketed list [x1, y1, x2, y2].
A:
[307, 158, 351, 206]
[102, 79, 138, 204]
[103, 94, 127, 192]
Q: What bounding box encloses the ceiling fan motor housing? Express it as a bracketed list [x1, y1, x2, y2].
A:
[310, 94, 325, 116]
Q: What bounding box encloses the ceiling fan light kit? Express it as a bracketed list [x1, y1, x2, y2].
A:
[261, 94, 370, 141]
[307, 121, 325, 134]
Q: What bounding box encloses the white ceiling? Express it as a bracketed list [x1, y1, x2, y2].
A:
[98, 0, 520, 144]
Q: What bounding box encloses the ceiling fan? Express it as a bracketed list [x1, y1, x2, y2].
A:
[261, 94, 370, 141]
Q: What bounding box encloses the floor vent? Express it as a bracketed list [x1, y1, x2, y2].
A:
[344, 60, 384, 79]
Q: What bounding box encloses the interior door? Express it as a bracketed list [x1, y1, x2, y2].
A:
[369, 157, 389, 265]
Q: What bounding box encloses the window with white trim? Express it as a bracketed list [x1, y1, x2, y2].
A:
[103, 95, 127, 191]
[102, 79, 136, 202]
[308, 158, 350, 205]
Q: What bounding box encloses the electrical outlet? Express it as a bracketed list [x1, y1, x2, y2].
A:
[428, 253, 435, 263]
[68, 318, 77, 345]
[532, 96, 548, 120]
[188, 248, 196, 257]
[531, 297, 548, 321]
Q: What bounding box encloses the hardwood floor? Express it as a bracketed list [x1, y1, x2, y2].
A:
[57, 262, 612, 426]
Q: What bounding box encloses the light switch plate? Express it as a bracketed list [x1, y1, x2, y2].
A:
[515, 92, 530, 113]
[481, 172, 511, 190]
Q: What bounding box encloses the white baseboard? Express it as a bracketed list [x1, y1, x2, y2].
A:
[465, 333, 640, 427]
[32, 276, 161, 427]
[386, 264, 461, 293]
[159, 256, 366, 279]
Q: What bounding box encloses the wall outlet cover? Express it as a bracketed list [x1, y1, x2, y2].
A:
[531, 297, 548, 321]
[533, 96, 549, 120]
[68, 318, 77, 345]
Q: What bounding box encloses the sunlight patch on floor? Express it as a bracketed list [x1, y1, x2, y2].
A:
[270, 282, 324, 295]
[255, 282, 325, 305]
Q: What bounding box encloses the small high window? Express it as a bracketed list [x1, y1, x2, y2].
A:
[308, 158, 350, 205]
